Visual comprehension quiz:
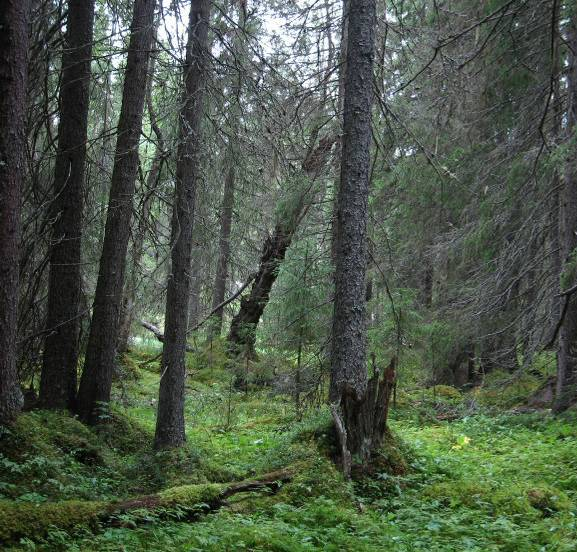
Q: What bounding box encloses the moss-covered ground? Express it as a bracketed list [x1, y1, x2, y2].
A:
[1, 347, 576, 550]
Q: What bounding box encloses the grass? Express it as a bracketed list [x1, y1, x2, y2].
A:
[1, 348, 576, 550]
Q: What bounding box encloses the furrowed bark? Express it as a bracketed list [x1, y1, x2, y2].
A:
[40, 0, 95, 410]
[554, 15, 577, 413]
[330, 0, 391, 475]
[76, 0, 156, 424]
[117, 43, 164, 355]
[0, 0, 30, 423]
[154, 0, 211, 449]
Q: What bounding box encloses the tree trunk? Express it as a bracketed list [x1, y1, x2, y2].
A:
[116, 156, 158, 354]
[39, 0, 95, 410]
[208, 7, 246, 340]
[329, 0, 387, 476]
[227, 134, 335, 357]
[554, 16, 577, 413]
[117, 76, 165, 354]
[209, 150, 236, 339]
[76, 0, 156, 424]
[227, 221, 294, 359]
[0, 0, 30, 424]
[188, 247, 202, 329]
[154, 0, 211, 449]
[330, 0, 349, 265]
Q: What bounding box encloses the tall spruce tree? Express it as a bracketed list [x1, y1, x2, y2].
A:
[40, 0, 96, 410]
[76, 0, 156, 424]
[330, 0, 394, 477]
[0, 0, 30, 424]
[154, 0, 211, 449]
[554, 13, 577, 413]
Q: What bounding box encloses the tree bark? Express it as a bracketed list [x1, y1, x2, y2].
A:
[209, 149, 236, 339]
[330, 0, 386, 475]
[208, 7, 247, 340]
[0, 0, 30, 424]
[154, 0, 211, 449]
[117, 76, 165, 354]
[554, 16, 577, 413]
[39, 0, 95, 410]
[76, 0, 156, 424]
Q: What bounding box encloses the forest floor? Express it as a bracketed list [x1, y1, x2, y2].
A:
[1, 345, 577, 551]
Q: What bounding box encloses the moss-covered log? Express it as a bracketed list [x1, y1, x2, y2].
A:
[0, 470, 292, 545]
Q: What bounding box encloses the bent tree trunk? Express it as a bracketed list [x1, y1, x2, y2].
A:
[76, 0, 156, 424]
[154, 0, 211, 449]
[40, 0, 95, 410]
[330, 0, 390, 477]
[0, 0, 30, 424]
[227, 134, 335, 358]
[554, 16, 577, 413]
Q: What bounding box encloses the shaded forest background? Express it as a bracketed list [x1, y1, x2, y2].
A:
[2, 0, 575, 423]
[2, 0, 577, 549]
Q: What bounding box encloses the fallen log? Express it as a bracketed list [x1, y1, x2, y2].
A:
[0, 470, 293, 545]
[114, 468, 292, 513]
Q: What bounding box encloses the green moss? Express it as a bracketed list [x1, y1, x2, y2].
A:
[158, 483, 223, 508]
[375, 432, 411, 475]
[424, 480, 572, 519]
[0, 500, 105, 544]
[118, 352, 143, 381]
[53, 431, 106, 465]
[279, 455, 352, 506]
[424, 480, 492, 508]
[430, 385, 462, 399]
[97, 409, 153, 454]
[525, 486, 572, 515]
[1, 411, 99, 460]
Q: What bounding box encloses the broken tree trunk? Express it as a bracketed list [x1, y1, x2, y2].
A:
[113, 469, 292, 513]
[331, 357, 396, 478]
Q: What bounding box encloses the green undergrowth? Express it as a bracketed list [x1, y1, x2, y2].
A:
[1, 348, 576, 550]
